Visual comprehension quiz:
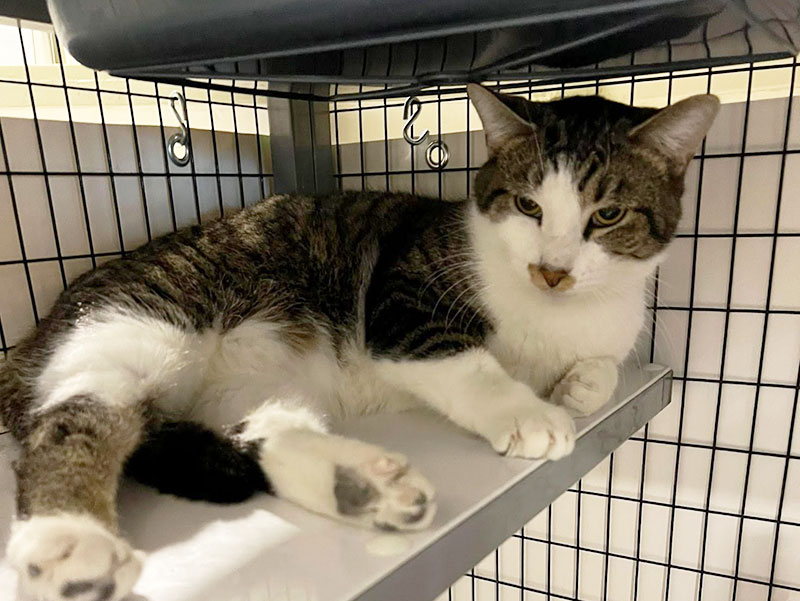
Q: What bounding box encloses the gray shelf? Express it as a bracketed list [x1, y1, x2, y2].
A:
[0, 361, 670, 601]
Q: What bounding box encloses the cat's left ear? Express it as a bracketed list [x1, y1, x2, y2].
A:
[628, 94, 720, 172]
[468, 84, 535, 155]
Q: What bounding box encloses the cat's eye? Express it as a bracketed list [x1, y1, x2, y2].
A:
[592, 206, 626, 227]
[515, 196, 542, 219]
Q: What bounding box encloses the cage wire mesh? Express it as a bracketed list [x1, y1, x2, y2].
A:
[0, 20, 273, 360]
[1, 17, 800, 601]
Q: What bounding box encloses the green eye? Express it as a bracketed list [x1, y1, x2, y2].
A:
[592, 206, 626, 227]
[515, 196, 542, 219]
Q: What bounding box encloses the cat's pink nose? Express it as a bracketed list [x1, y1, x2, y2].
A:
[540, 268, 568, 288]
[528, 264, 575, 291]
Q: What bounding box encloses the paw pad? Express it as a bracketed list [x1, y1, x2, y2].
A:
[332, 453, 436, 531]
[7, 514, 142, 601]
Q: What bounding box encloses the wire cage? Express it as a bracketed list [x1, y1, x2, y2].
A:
[0, 13, 799, 601]
[0, 20, 274, 354]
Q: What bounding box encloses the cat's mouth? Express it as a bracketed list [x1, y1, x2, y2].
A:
[527, 264, 575, 292]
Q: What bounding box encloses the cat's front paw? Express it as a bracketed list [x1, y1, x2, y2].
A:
[485, 402, 575, 460]
[7, 514, 142, 601]
[551, 357, 618, 416]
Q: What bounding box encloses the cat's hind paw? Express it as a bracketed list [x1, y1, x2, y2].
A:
[551, 357, 618, 417]
[334, 453, 436, 531]
[7, 514, 142, 601]
[261, 430, 437, 532]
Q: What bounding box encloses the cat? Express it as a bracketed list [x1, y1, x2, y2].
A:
[0, 83, 718, 601]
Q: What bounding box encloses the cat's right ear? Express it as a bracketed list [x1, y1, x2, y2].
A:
[468, 84, 534, 156]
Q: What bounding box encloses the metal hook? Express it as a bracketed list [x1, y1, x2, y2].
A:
[425, 139, 450, 170]
[166, 91, 191, 167]
[403, 96, 428, 146]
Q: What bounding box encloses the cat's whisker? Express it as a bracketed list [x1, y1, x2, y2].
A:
[641, 307, 680, 370]
[461, 285, 491, 334]
[444, 283, 479, 330]
[456, 289, 487, 329]
[431, 274, 477, 319]
[419, 259, 475, 297]
[427, 251, 475, 267]
[450, 284, 489, 332]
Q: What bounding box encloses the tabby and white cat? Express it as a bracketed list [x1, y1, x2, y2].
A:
[0, 84, 718, 601]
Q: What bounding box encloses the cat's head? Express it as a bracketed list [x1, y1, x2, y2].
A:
[467, 84, 719, 297]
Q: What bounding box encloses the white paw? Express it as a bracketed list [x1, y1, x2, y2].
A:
[551, 357, 618, 417]
[484, 401, 576, 460]
[7, 514, 142, 601]
[334, 453, 437, 532]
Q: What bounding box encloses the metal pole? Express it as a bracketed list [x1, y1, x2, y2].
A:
[267, 83, 335, 195]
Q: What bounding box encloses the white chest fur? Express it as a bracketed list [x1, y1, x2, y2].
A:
[486, 289, 646, 396]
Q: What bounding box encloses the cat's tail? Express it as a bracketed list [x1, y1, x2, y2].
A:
[125, 421, 272, 503]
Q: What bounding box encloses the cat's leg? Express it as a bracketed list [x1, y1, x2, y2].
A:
[8, 311, 208, 601]
[549, 357, 618, 416]
[230, 402, 436, 531]
[8, 398, 145, 601]
[375, 348, 576, 460]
